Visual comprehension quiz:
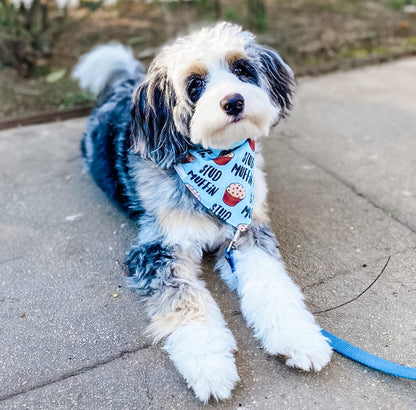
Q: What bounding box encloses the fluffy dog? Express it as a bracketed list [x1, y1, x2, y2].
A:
[73, 22, 332, 402]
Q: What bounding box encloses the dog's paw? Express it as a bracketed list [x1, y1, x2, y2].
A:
[264, 323, 332, 372]
[164, 320, 240, 403]
[187, 347, 239, 403]
[283, 329, 332, 372]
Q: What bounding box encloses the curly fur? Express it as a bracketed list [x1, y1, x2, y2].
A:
[73, 22, 331, 403]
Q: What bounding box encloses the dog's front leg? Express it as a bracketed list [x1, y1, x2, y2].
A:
[216, 223, 332, 372]
[125, 217, 239, 403]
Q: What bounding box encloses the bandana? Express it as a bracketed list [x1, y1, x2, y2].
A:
[175, 138, 255, 231]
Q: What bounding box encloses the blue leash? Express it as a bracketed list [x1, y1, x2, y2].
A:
[225, 246, 416, 381]
[321, 330, 416, 380]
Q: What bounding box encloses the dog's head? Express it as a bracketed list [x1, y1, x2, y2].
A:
[131, 22, 295, 168]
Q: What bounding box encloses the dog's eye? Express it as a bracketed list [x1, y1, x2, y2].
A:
[231, 60, 259, 85]
[233, 66, 243, 76]
[187, 77, 205, 103]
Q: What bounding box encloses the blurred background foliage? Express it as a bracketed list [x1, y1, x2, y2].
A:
[1, 0, 416, 120]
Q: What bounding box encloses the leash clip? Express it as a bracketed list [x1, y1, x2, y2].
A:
[226, 229, 241, 253]
[225, 229, 241, 273]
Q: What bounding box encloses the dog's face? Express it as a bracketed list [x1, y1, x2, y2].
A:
[131, 22, 294, 167]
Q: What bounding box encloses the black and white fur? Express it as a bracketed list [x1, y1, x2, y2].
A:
[73, 23, 332, 403]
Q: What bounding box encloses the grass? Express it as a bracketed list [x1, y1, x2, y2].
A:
[388, 0, 416, 11]
[403, 37, 416, 51]
[60, 89, 95, 109]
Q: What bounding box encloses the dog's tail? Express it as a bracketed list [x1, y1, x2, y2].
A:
[72, 43, 145, 96]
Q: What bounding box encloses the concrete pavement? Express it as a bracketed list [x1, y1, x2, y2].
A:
[1, 58, 415, 409]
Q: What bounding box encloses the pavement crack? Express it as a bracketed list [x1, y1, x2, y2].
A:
[0, 343, 152, 403]
[67, 154, 82, 163]
[280, 139, 416, 236]
[141, 368, 154, 401]
[0, 256, 24, 265]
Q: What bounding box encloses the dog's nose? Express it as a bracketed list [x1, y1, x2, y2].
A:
[220, 93, 245, 116]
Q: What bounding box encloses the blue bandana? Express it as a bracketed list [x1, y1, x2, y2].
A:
[175, 139, 255, 231]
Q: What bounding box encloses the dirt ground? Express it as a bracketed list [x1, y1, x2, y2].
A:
[1, 0, 416, 121]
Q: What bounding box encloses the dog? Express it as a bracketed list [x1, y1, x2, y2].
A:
[73, 22, 332, 403]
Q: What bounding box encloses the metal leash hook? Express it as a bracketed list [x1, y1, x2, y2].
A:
[224, 229, 241, 273]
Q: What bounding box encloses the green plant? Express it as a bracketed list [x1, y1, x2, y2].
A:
[247, 0, 268, 32]
[80, 0, 104, 12]
[388, 0, 416, 10]
[191, 0, 221, 20]
[403, 37, 416, 51]
[0, 0, 65, 77]
[61, 89, 95, 108]
[223, 6, 238, 22]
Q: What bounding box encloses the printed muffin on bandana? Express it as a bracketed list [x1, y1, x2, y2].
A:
[237, 224, 249, 232]
[185, 184, 200, 201]
[184, 153, 196, 163]
[223, 183, 245, 206]
[213, 151, 234, 166]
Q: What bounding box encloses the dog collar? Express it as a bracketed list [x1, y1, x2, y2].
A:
[174, 138, 255, 232]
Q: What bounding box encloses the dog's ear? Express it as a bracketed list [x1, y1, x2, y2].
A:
[255, 45, 295, 118]
[130, 71, 192, 168]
